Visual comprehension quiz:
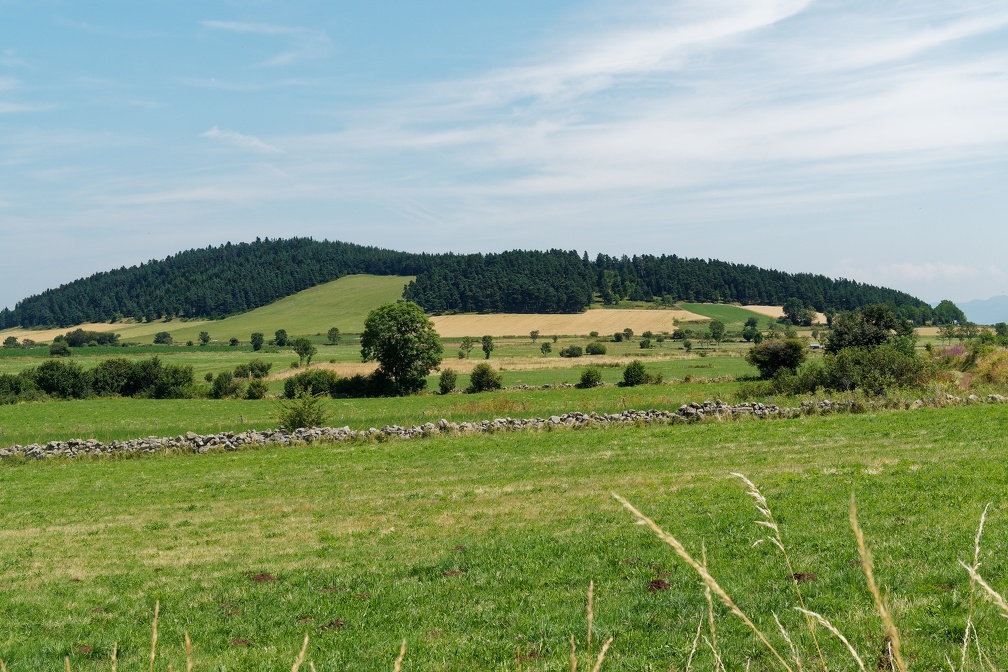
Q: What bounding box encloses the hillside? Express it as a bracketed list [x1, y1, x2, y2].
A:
[0, 275, 412, 344]
[0, 238, 935, 329]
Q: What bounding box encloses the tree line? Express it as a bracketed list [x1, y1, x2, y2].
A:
[1, 238, 939, 329]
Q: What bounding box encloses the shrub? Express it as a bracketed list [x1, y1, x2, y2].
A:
[249, 359, 272, 378]
[467, 363, 502, 393]
[229, 337, 239, 347]
[579, 366, 603, 388]
[91, 358, 135, 396]
[746, 338, 807, 379]
[153, 331, 173, 345]
[639, 339, 652, 349]
[31, 359, 90, 399]
[439, 368, 457, 395]
[283, 369, 340, 398]
[612, 332, 624, 342]
[210, 372, 243, 399]
[245, 378, 269, 400]
[589, 331, 599, 338]
[276, 387, 330, 429]
[585, 342, 607, 355]
[49, 341, 72, 357]
[622, 360, 647, 387]
[540, 342, 552, 356]
[559, 345, 583, 358]
[234, 363, 251, 378]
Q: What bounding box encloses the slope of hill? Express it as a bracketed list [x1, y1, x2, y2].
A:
[0, 237, 935, 329]
[0, 275, 412, 344]
[961, 295, 1008, 325]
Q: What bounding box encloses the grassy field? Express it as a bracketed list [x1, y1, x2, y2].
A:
[1, 404, 1007, 670]
[0, 275, 412, 345]
[679, 303, 776, 328]
[0, 374, 751, 447]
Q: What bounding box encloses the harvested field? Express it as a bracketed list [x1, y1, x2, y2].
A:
[744, 304, 828, 325]
[274, 354, 683, 380]
[430, 308, 705, 337]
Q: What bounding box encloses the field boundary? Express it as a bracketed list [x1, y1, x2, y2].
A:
[5, 394, 1004, 459]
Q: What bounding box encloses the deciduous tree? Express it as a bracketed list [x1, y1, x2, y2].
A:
[360, 302, 443, 395]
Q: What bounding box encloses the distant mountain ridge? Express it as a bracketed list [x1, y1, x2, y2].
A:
[0, 237, 935, 329]
[961, 295, 1008, 325]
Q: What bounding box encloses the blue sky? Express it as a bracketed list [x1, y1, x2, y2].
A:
[2, 0, 1007, 311]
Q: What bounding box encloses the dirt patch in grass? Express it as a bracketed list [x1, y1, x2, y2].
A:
[249, 572, 276, 583]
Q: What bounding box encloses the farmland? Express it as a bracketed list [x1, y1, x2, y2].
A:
[2, 274, 1006, 671]
[1, 403, 1007, 670]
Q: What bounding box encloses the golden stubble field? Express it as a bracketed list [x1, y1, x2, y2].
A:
[430, 308, 705, 338]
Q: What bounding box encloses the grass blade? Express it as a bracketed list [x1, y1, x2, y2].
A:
[849, 496, 906, 672]
[613, 492, 793, 672]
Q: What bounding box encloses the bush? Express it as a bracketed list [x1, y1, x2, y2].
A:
[559, 345, 583, 358]
[276, 387, 330, 429]
[249, 359, 272, 378]
[622, 360, 647, 387]
[612, 332, 624, 342]
[91, 358, 135, 396]
[579, 366, 603, 388]
[639, 339, 651, 349]
[49, 341, 72, 357]
[439, 368, 457, 395]
[229, 337, 239, 347]
[283, 369, 340, 398]
[245, 378, 269, 400]
[467, 363, 503, 393]
[585, 342, 607, 355]
[210, 372, 243, 399]
[746, 339, 807, 379]
[31, 359, 90, 399]
[153, 331, 173, 345]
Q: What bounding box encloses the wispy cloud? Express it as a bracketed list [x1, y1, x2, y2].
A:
[201, 126, 281, 153]
[200, 20, 330, 66]
[0, 102, 54, 114]
[178, 77, 262, 92]
[877, 262, 982, 282]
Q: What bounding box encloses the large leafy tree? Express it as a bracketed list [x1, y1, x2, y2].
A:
[360, 302, 443, 395]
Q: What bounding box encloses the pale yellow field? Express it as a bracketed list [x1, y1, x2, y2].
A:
[430, 308, 705, 338]
[744, 305, 828, 325]
[0, 320, 204, 343]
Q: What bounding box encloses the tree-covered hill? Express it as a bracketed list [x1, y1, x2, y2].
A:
[0, 238, 936, 328]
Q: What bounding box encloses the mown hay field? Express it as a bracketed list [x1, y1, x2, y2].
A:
[1, 404, 1007, 670]
[431, 308, 705, 338]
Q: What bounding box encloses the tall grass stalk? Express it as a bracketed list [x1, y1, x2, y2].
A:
[733, 473, 827, 670]
[795, 608, 865, 671]
[849, 496, 907, 672]
[961, 504, 991, 671]
[612, 492, 795, 671]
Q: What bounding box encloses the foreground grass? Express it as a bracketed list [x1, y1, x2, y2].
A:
[1, 404, 1007, 670]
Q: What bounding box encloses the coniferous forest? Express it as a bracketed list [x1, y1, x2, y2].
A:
[0, 237, 936, 329]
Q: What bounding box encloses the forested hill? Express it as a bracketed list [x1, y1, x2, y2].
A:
[1, 238, 934, 328]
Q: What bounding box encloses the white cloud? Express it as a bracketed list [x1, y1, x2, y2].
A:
[200, 21, 330, 66]
[200, 126, 281, 154]
[876, 263, 981, 282]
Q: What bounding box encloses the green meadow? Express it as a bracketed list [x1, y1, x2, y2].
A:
[1, 404, 1007, 670]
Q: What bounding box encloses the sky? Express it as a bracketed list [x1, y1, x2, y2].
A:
[2, 0, 1007, 311]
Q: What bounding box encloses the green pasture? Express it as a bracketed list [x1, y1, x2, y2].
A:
[679, 303, 775, 327]
[0, 377, 751, 447]
[126, 274, 412, 344]
[1, 405, 1007, 670]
